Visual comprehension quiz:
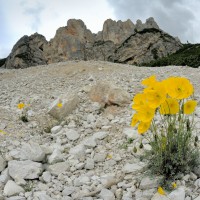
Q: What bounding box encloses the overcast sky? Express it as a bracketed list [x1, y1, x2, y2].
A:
[0, 0, 200, 58]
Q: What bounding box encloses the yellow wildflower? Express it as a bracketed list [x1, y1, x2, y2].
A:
[141, 75, 157, 87]
[17, 103, 25, 109]
[57, 102, 63, 108]
[160, 98, 179, 115]
[157, 186, 165, 195]
[131, 113, 139, 127]
[183, 100, 197, 114]
[144, 82, 166, 108]
[137, 104, 155, 122]
[132, 93, 147, 110]
[164, 77, 194, 99]
[138, 121, 151, 134]
[172, 182, 177, 189]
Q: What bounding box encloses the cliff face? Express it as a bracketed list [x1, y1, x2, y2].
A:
[2, 17, 183, 69]
[3, 33, 47, 69]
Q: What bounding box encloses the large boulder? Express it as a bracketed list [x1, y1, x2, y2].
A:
[3, 180, 24, 197]
[8, 160, 43, 180]
[4, 33, 47, 69]
[89, 82, 131, 107]
[48, 93, 79, 120]
[19, 141, 46, 162]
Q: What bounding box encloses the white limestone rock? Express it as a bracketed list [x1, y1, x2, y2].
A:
[85, 158, 95, 170]
[51, 125, 62, 134]
[74, 175, 91, 187]
[47, 149, 63, 164]
[123, 127, 139, 139]
[6, 197, 26, 200]
[122, 162, 147, 174]
[99, 188, 115, 200]
[19, 141, 45, 162]
[48, 93, 79, 120]
[8, 160, 43, 180]
[34, 191, 53, 200]
[151, 193, 169, 200]
[42, 171, 52, 183]
[47, 162, 70, 176]
[93, 131, 108, 140]
[69, 144, 86, 158]
[4, 180, 24, 197]
[139, 176, 162, 190]
[94, 153, 107, 162]
[0, 168, 11, 184]
[168, 187, 185, 200]
[82, 137, 97, 148]
[62, 186, 76, 196]
[65, 129, 80, 141]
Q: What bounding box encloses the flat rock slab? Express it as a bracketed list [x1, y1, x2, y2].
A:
[8, 160, 43, 180]
[139, 176, 162, 190]
[122, 162, 147, 174]
[19, 141, 45, 162]
[168, 187, 185, 200]
[4, 180, 24, 197]
[65, 129, 80, 141]
[47, 162, 70, 176]
[89, 82, 130, 107]
[151, 193, 169, 200]
[99, 188, 115, 200]
[48, 93, 79, 120]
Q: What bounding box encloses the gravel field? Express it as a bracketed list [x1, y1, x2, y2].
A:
[0, 61, 200, 199]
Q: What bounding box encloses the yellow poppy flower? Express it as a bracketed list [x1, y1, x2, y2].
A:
[164, 77, 194, 99]
[131, 113, 139, 127]
[137, 104, 155, 122]
[57, 102, 63, 108]
[144, 82, 167, 108]
[183, 100, 197, 114]
[157, 186, 165, 195]
[172, 182, 177, 189]
[17, 103, 25, 109]
[138, 121, 151, 134]
[141, 75, 157, 87]
[132, 93, 147, 110]
[160, 98, 179, 115]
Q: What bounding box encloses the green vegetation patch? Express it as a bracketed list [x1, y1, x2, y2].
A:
[142, 43, 200, 68]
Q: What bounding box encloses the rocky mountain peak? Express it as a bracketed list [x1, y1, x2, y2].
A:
[66, 19, 94, 43]
[3, 32, 47, 69]
[135, 17, 159, 32]
[100, 18, 135, 44]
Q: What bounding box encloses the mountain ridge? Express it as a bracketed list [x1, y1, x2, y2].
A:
[0, 17, 182, 69]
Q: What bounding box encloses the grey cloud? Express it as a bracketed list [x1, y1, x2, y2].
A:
[107, 0, 199, 43]
[21, 1, 44, 31]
